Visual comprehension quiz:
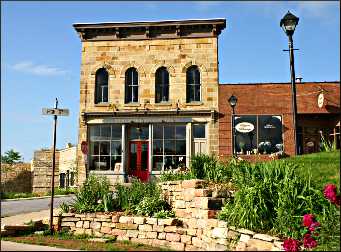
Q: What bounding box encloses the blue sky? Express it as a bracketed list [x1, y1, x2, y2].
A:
[1, 1, 340, 161]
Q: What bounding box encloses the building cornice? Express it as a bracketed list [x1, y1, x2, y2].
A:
[73, 19, 226, 41]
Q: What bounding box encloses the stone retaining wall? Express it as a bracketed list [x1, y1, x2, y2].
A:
[1, 163, 32, 193]
[55, 179, 284, 251]
[55, 212, 283, 251]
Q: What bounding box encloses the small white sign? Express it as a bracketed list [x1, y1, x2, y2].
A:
[306, 141, 315, 147]
[42, 108, 69, 116]
[235, 122, 254, 133]
[317, 93, 324, 108]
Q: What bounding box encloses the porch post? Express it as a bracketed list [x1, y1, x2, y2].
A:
[149, 124, 153, 177]
[121, 124, 126, 178]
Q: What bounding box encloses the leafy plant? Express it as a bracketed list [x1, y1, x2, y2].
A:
[71, 175, 112, 213]
[153, 210, 175, 218]
[159, 169, 193, 182]
[1, 149, 22, 164]
[189, 154, 215, 179]
[134, 196, 171, 217]
[320, 131, 337, 152]
[60, 202, 70, 214]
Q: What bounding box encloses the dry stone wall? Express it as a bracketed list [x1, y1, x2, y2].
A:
[1, 163, 32, 193]
[56, 179, 284, 251]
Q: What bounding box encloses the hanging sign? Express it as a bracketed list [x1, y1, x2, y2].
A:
[317, 93, 324, 108]
[235, 122, 254, 133]
[81, 141, 88, 155]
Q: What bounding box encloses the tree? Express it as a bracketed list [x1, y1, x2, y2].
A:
[1, 149, 22, 164]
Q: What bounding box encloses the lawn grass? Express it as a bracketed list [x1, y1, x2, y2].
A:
[2, 233, 171, 251]
[283, 150, 340, 189]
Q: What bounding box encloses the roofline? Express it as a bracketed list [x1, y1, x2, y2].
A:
[73, 18, 226, 29]
[219, 81, 340, 85]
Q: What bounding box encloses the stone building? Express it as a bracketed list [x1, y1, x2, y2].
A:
[73, 19, 226, 185]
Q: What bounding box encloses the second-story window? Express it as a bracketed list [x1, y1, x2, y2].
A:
[186, 65, 201, 102]
[155, 67, 169, 103]
[95, 68, 109, 104]
[125, 67, 138, 103]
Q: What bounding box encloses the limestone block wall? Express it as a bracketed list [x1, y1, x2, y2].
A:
[55, 179, 283, 251]
[1, 163, 32, 193]
[31, 149, 60, 193]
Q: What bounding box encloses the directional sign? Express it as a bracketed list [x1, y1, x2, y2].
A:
[42, 108, 69, 116]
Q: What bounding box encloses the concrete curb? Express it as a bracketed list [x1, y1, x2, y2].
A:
[1, 194, 75, 202]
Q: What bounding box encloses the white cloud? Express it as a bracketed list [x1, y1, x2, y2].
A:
[11, 61, 68, 76]
[296, 1, 338, 19]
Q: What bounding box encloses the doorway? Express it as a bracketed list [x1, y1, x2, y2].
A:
[128, 140, 149, 181]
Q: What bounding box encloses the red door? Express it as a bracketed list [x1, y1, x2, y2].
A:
[128, 141, 149, 182]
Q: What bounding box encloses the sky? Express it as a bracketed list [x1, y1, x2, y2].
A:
[1, 1, 340, 161]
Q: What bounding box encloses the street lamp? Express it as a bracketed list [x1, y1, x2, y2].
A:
[228, 95, 238, 157]
[280, 11, 299, 155]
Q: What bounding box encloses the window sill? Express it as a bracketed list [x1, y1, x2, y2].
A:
[185, 102, 204, 106]
[124, 103, 141, 107]
[155, 102, 172, 106]
[94, 103, 110, 107]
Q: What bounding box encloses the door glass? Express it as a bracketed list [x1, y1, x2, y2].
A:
[141, 143, 148, 171]
[130, 144, 137, 171]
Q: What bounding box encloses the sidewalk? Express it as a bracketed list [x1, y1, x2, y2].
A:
[1, 240, 77, 251]
[1, 208, 61, 228]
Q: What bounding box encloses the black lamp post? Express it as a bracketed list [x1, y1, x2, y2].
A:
[228, 95, 238, 157]
[280, 11, 299, 155]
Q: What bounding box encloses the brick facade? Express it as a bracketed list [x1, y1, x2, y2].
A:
[218, 82, 340, 158]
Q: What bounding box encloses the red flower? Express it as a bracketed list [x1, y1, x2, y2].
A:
[303, 214, 315, 227]
[324, 184, 340, 205]
[283, 238, 300, 252]
[308, 221, 320, 232]
[303, 233, 318, 248]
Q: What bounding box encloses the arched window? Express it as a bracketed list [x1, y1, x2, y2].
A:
[155, 67, 169, 103]
[186, 66, 201, 102]
[95, 68, 108, 104]
[125, 67, 139, 103]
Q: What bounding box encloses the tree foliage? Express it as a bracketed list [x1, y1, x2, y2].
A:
[1, 149, 22, 164]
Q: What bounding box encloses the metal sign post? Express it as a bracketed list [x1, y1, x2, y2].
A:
[42, 98, 69, 233]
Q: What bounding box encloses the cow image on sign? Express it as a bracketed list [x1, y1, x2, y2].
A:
[235, 122, 254, 133]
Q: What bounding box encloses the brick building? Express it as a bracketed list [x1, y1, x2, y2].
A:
[73, 19, 226, 184]
[73, 18, 340, 185]
[219, 82, 340, 159]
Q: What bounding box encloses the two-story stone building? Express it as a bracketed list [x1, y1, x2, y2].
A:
[73, 19, 226, 184]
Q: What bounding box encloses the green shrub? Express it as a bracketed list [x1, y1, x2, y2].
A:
[60, 202, 70, 214]
[189, 154, 215, 179]
[153, 210, 175, 218]
[71, 175, 112, 213]
[159, 169, 193, 182]
[134, 196, 171, 217]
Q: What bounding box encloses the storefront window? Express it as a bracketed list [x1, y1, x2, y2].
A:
[89, 124, 122, 171]
[234, 115, 283, 154]
[193, 124, 206, 138]
[153, 124, 186, 171]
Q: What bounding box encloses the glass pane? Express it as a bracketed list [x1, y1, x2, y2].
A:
[165, 140, 175, 154]
[111, 125, 122, 140]
[100, 156, 110, 171]
[111, 141, 122, 156]
[194, 84, 200, 101]
[153, 140, 163, 155]
[176, 140, 186, 155]
[111, 156, 122, 171]
[133, 86, 138, 102]
[234, 115, 257, 154]
[89, 126, 100, 141]
[92, 142, 100, 155]
[193, 124, 205, 138]
[91, 156, 99, 170]
[164, 156, 176, 170]
[162, 84, 169, 102]
[155, 83, 161, 103]
[100, 142, 110, 155]
[187, 85, 195, 102]
[101, 125, 111, 139]
[174, 156, 186, 169]
[130, 144, 137, 171]
[258, 115, 283, 154]
[141, 143, 148, 171]
[176, 125, 186, 139]
[153, 156, 163, 171]
[102, 86, 108, 102]
[164, 125, 175, 139]
[153, 124, 163, 139]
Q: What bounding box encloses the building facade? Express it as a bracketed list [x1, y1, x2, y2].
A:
[219, 82, 340, 160]
[73, 19, 226, 184]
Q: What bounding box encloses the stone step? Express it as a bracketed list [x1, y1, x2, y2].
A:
[194, 197, 224, 210]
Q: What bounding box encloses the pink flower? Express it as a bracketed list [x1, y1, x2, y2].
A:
[303, 214, 315, 227]
[324, 184, 339, 205]
[303, 233, 318, 248]
[308, 221, 320, 232]
[283, 238, 300, 252]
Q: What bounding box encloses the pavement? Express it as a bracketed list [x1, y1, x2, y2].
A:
[1, 208, 61, 228]
[1, 240, 77, 251]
